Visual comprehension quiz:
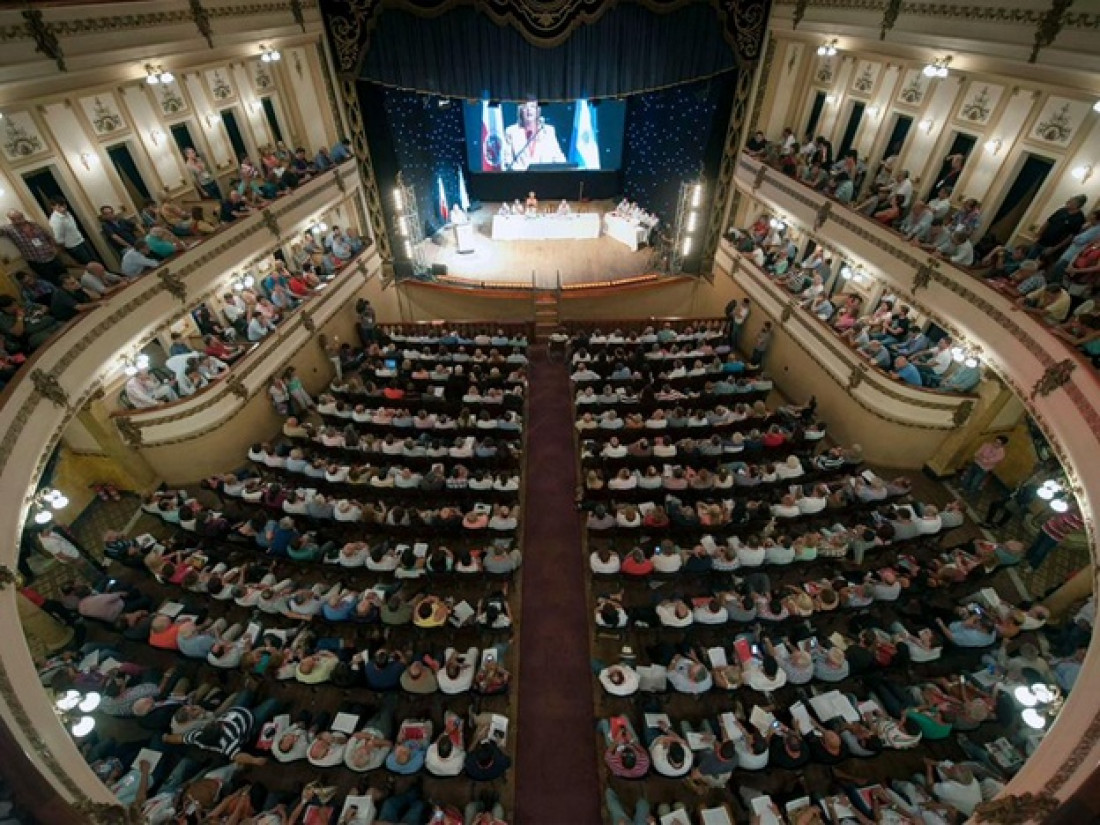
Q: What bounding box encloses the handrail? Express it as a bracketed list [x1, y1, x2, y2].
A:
[733, 153, 1100, 807]
[0, 163, 364, 813]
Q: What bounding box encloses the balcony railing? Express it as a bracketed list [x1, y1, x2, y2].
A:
[732, 153, 1100, 806]
[0, 162, 365, 812]
[718, 243, 976, 430]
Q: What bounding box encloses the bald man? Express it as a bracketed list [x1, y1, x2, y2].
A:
[80, 261, 125, 298]
[0, 209, 68, 283]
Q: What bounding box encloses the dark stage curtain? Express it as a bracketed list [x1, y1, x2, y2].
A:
[359, 4, 737, 101]
[621, 78, 732, 226]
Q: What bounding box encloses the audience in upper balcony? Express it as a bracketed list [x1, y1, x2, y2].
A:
[98, 206, 140, 255]
[79, 262, 125, 298]
[1031, 195, 1088, 260]
[48, 199, 96, 266]
[49, 274, 100, 323]
[1, 210, 69, 283]
[183, 147, 221, 200]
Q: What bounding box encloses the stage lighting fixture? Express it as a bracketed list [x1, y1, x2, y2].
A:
[686, 212, 698, 233]
[393, 188, 405, 210]
[682, 238, 692, 256]
[691, 184, 703, 208]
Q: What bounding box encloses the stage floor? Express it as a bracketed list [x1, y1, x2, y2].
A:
[419, 199, 659, 288]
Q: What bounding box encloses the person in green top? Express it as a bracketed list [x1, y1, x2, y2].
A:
[902, 706, 952, 740]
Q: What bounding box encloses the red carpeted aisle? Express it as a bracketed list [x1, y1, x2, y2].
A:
[515, 352, 601, 825]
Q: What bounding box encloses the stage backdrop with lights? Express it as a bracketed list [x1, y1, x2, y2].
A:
[322, 0, 769, 247]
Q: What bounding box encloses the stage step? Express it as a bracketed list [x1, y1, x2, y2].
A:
[532, 290, 560, 344]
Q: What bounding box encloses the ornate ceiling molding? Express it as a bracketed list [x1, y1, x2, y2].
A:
[322, 0, 771, 76]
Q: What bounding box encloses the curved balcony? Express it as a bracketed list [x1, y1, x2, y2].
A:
[732, 153, 1100, 805]
[0, 163, 365, 812]
[719, 244, 977, 431]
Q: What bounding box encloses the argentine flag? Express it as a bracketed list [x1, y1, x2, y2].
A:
[569, 99, 600, 170]
[457, 165, 470, 211]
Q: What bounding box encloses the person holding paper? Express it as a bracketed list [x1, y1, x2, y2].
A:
[644, 717, 693, 778]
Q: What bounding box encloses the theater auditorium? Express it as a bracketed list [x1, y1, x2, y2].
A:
[0, 1, 1097, 823]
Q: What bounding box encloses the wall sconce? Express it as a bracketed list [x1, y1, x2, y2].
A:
[310, 220, 329, 236]
[919, 118, 935, 133]
[922, 56, 952, 78]
[149, 128, 163, 146]
[816, 39, 838, 57]
[825, 94, 837, 105]
[144, 64, 174, 85]
[31, 487, 69, 525]
[1037, 479, 1074, 513]
[259, 44, 282, 63]
[120, 352, 151, 377]
[984, 138, 1003, 155]
[249, 100, 263, 114]
[1093, 100, 1100, 113]
[79, 152, 94, 171]
[204, 112, 221, 128]
[768, 217, 786, 231]
[867, 105, 881, 118]
[1071, 164, 1093, 184]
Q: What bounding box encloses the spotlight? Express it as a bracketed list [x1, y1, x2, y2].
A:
[1032, 684, 1055, 703]
[1050, 498, 1070, 513]
[1021, 708, 1046, 730]
[963, 357, 978, 368]
[56, 690, 82, 712]
[34, 510, 53, 525]
[71, 716, 96, 738]
[78, 692, 101, 713]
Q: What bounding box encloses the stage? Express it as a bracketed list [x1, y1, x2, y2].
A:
[419, 200, 662, 289]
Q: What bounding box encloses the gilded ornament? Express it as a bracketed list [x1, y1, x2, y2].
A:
[0, 565, 17, 591]
[290, 0, 307, 31]
[1031, 359, 1076, 399]
[261, 209, 282, 239]
[189, 0, 214, 48]
[952, 399, 974, 426]
[30, 369, 70, 409]
[23, 9, 65, 72]
[973, 791, 1058, 824]
[813, 200, 831, 230]
[792, 0, 808, 29]
[781, 301, 795, 323]
[301, 310, 316, 333]
[912, 261, 936, 292]
[115, 416, 143, 446]
[73, 800, 144, 825]
[752, 163, 768, 191]
[848, 363, 866, 390]
[1029, 0, 1072, 63]
[157, 268, 188, 303]
[225, 374, 250, 401]
[880, 0, 901, 39]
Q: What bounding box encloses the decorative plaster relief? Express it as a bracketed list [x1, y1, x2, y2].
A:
[80, 94, 127, 137]
[252, 60, 275, 92]
[204, 68, 235, 103]
[1031, 97, 1091, 146]
[955, 83, 1003, 126]
[1, 111, 47, 161]
[895, 70, 930, 107]
[850, 60, 881, 96]
[154, 80, 188, 117]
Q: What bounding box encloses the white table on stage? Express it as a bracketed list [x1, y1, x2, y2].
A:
[491, 212, 601, 241]
[604, 214, 650, 251]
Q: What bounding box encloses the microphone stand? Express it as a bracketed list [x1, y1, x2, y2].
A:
[510, 122, 546, 171]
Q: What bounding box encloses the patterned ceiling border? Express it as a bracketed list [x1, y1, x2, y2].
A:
[321, 0, 771, 76]
[0, 1, 316, 43]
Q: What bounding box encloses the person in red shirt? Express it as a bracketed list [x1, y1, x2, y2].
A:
[1026, 507, 1084, 570]
[958, 435, 1008, 495]
[620, 548, 654, 577]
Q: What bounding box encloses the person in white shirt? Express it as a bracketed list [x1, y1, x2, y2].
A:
[120, 242, 160, 277]
[125, 370, 177, 407]
[49, 199, 95, 264]
[599, 664, 639, 696]
[656, 599, 693, 628]
[247, 315, 273, 341]
[80, 262, 123, 298]
[892, 171, 913, 208]
[927, 760, 983, 817]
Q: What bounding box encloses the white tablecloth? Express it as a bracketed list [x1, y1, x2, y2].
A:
[491, 212, 601, 241]
[604, 214, 650, 251]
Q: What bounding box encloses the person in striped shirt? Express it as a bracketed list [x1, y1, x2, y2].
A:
[1025, 507, 1084, 570]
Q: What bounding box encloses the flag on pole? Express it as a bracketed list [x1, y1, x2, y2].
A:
[437, 174, 449, 224]
[481, 101, 504, 171]
[569, 99, 600, 170]
[457, 165, 470, 211]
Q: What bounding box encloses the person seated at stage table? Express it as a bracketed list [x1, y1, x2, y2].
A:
[498, 202, 511, 216]
[557, 199, 571, 215]
[512, 198, 523, 215]
[525, 192, 538, 213]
